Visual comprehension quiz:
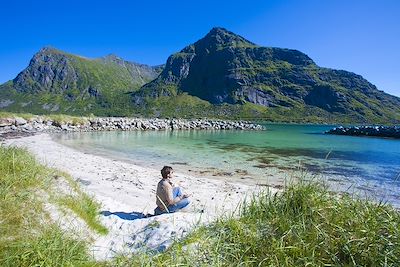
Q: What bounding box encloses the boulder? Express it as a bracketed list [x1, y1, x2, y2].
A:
[15, 117, 27, 126]
[0, 118, 14, 127]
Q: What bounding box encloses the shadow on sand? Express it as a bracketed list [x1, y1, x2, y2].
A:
[100, 211, 153, 220]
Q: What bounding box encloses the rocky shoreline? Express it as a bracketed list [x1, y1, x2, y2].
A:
[0, 117, 264, 140]
[326, 125, 400, 139]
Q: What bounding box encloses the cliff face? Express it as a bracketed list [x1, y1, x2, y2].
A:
[0, 47, 162, 115]
[13, 47, 161, 95]
[14, 48, 78, 93]
[133, 27, 400, 123]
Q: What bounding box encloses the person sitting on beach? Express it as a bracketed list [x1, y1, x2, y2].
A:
[154, 166, 190, 215]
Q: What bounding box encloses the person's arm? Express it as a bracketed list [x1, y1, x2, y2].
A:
[162, 182, 182, 205]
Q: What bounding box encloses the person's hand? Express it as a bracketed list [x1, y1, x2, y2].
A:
[182, 193, 191, 199]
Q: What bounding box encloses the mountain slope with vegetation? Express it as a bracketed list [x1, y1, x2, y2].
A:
[134, 27, 400, 123]
[0, 47, 162, 115]
[1, 28, 399, 123]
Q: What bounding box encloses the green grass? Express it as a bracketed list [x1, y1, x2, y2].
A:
[0, 226, 93, 267]
[1, 144, 399, 266]
[0, 111, 36, 120]
[57, 172, 108, 235]
[46, 114, 90, 126]
[58, 194, 108, 235]
[1, 91, 399, 124]
[0, 146, 103, 266]
[118, 179, 400, 266]
[0, 111, 91, 126]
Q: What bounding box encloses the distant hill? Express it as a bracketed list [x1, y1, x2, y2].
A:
[1, 28, 400, 123]
[0, 47, 162, 115]
[133, 27, 400, 123]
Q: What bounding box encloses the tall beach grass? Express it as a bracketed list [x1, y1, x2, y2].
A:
[0, 145, 101, 266]
[118, 179, 400, 266]
[1, 143, 399, 266]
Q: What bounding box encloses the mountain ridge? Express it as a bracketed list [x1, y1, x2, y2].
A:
[132, 27, 400, 123]
[0, 47, 162, 115]
[1, 27, 399, 123]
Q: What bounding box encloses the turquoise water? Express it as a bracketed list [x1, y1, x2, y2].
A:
[53, 124, 400, 207]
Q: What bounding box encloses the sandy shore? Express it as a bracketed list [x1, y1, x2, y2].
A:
[4, 133, 273, 260]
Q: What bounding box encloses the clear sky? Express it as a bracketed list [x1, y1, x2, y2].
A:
[1, 0, 399, 96]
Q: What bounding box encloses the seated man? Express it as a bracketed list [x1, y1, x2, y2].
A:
[154, 166, 190, 215]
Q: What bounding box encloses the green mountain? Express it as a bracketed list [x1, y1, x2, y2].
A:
[0, 47, 162, 115]
[133, 27, 400, 123]
[1, 28, 399, 123]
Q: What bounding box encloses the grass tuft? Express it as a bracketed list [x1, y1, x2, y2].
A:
[120, 179, 400, 266]
[58, 193, 109, 235]
[2, 144, 399, 266]
[0, 145, 102, 266]
[55, 171, 109, 235]
[0, 226, 92, 267]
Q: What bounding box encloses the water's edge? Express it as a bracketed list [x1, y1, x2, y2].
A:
[51, 124, 400, 208]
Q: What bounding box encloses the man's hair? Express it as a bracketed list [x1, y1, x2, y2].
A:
[161, 166, 173, 179]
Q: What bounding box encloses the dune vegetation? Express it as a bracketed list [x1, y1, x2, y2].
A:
[0, 146, 103, 266]
[114, 179, 400, 266]
[1, 144, 399, 266]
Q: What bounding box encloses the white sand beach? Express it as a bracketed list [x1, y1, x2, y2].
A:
[4, 133, 274, 260]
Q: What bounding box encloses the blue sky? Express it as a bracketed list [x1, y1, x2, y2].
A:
[1, 0, 399, 96]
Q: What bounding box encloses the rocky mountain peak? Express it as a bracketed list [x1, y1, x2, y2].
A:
[38, 45, 59, 52]
[156, 27, 260, 85]
[33, 46, 68, 59]
[198, 27, 257, 49]
[9, 46, 163, 99]
[102, 53, 123, 62]
[101, 53, 126, 66]
[12, 47, 76, 93]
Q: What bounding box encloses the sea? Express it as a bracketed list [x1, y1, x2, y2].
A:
[52, 123, 400, 208]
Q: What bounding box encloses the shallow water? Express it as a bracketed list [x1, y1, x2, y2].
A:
[53, 123, 400, 207]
